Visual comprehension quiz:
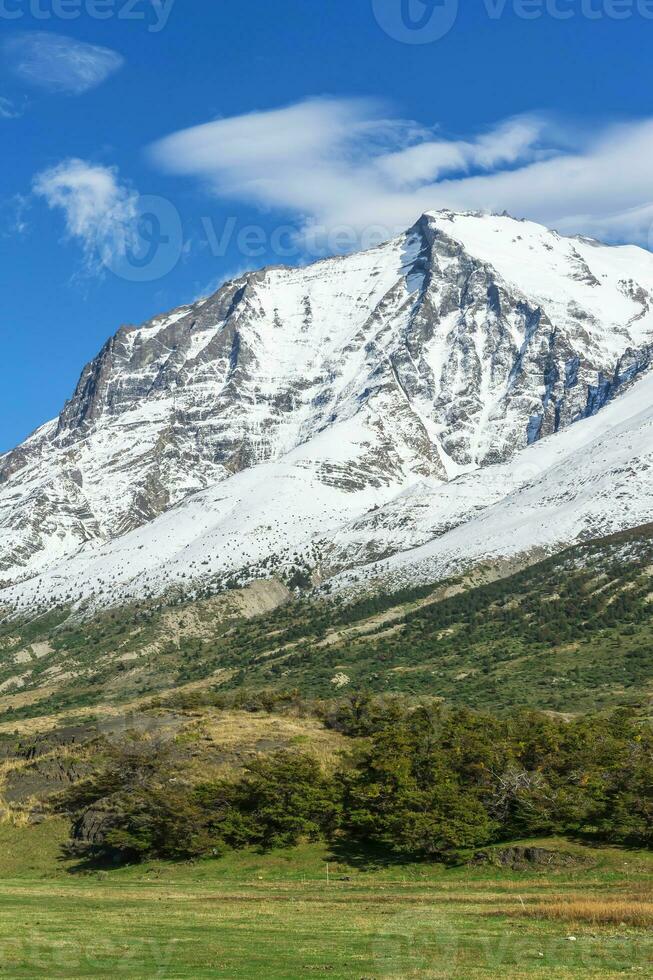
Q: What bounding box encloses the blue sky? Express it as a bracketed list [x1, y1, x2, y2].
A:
[2, 0, 653, 451]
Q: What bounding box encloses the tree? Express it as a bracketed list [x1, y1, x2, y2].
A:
[339, 721, 495, 857]
[198, 751, 340, 849]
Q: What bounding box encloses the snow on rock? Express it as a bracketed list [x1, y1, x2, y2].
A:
[329, 364, 653, 592]
[1, 210, 652, 612]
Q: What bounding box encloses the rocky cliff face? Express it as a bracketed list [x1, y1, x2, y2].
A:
[1, 210, 652, 610]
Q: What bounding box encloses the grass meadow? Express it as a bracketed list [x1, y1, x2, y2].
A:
[0, 820, 650, 978]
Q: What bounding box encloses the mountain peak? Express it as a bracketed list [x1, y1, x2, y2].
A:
[1, 214, 652, 614]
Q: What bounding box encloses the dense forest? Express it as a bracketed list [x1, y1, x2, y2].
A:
[57, 699, 653, 865]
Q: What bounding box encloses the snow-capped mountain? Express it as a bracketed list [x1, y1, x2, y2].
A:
[1, 210, 652, 613]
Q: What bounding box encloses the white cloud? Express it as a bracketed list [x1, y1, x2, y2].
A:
[150, 98, 653, 248]
[3, 33, 123, 95]
[33, 159, 138, 273]
[2, 194, 30, 237]
[150, 97, 396, 217]
[0, 96, 22, 119]
[376, 116, 546, 186]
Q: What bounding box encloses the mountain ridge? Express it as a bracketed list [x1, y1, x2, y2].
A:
[1, 209, 652, 614]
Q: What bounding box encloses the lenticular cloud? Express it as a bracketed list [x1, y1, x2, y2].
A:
[3, 33, 124, 95]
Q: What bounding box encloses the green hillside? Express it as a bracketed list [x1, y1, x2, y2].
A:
[0, 524, 651, 726]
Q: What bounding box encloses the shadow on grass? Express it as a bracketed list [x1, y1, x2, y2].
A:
[62, 850, 132, 875]
[325, 837, 455, 872]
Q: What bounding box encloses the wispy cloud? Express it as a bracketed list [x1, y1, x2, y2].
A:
[3, 33, 123, 96]
[1, 193, 30, 237]
[0, 95, 23, 119]
[375, 116, 547, 186]
[150, 98, 429, 226]
[33, 159, 138, 273]
[150, 97, 653, 247]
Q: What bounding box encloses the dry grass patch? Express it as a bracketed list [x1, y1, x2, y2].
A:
[524, 897, 653, 927]
[198, 709, 349, 771]
[0, 757, 32, 820]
